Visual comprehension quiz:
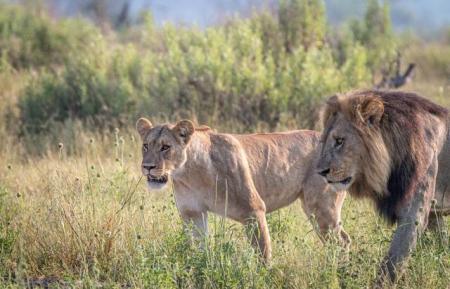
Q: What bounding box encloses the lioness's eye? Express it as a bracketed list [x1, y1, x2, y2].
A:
[143, 144, 149, 152]
[334, 138, 344, 147]
[161, 144, 170, 152]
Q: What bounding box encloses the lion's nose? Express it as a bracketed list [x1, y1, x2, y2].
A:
[318, 168, 330, 177]
[143, 165, 156, 171]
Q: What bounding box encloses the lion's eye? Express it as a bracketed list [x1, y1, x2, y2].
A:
[161, 144, 170, 152]
[334, 138, 344, 147]
[143, 144, 149, 152]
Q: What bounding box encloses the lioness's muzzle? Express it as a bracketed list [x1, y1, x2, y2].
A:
[147, 174, 168, 183]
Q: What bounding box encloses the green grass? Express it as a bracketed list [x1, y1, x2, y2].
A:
[0, 132, 448, 289]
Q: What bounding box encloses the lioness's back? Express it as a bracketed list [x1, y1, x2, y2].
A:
[233, 130, 320, 165]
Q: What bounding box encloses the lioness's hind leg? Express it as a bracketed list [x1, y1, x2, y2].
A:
[244, 210, 272, 262]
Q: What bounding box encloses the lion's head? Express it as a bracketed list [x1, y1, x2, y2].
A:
[316, 92, 391, 196]
[136, 118, 194, 190]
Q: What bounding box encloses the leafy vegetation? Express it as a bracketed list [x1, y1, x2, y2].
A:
[0, 0, 397, 138]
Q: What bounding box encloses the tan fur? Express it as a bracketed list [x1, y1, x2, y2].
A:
[136, 118, 350, 261]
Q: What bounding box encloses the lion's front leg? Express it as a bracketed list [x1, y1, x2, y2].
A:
[375, 154, 438, 288]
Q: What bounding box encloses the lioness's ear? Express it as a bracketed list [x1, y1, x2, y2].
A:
[136, 118, 153, 139]
[173, 120, 194, 144]
[357, 97, 384, 127]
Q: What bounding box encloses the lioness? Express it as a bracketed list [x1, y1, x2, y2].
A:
[136, 118, 349, 260]
[316, 90, 449, 286]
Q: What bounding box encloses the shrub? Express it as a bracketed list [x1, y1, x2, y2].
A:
[348, 0, 397, 77]
[13, 0, 397, 137]
[19, 45, 148, 133]
[0, 4, 99, 69]
[279, 0, 327, 52]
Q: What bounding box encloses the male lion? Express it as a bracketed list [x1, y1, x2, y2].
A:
[316, 90, 449, 286]
[136, 118, 350, 260]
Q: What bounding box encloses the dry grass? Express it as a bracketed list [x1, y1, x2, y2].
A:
[403, 43, 450, 108]
[0, 128, 448, 289]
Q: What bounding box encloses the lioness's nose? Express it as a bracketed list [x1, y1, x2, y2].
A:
[318, 168, 330, 177]
[143, 165, 156, 171]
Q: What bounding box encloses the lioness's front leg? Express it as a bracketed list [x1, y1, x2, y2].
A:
[376, 153, 438, 287]
[302, 175, 350, 249]
[178, 208, 208, 242]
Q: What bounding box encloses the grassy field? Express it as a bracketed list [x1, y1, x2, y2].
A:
[0, 127, 448, 289]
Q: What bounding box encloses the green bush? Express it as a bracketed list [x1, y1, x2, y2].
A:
[348, 0, 397, 76]
[279, 0, 326, 52]
[19, 45, 147, 133]
[0, 4, 99, 69]
[11, 0, 397, 136]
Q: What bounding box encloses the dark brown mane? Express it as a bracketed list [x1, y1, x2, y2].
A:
[375, 91, 447, 223]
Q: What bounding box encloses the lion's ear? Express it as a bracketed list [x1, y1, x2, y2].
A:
[357, 97, 384, 127]
[322, 95, 339, 127]
[173, 120, 194, 144]
[136, 118, 153, 139]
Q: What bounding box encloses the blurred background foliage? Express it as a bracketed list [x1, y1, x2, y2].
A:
[0, 0, 448, 154]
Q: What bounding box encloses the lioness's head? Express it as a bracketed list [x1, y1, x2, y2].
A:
[136, 118, 194, 190]
[316, 93, 390, 193]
